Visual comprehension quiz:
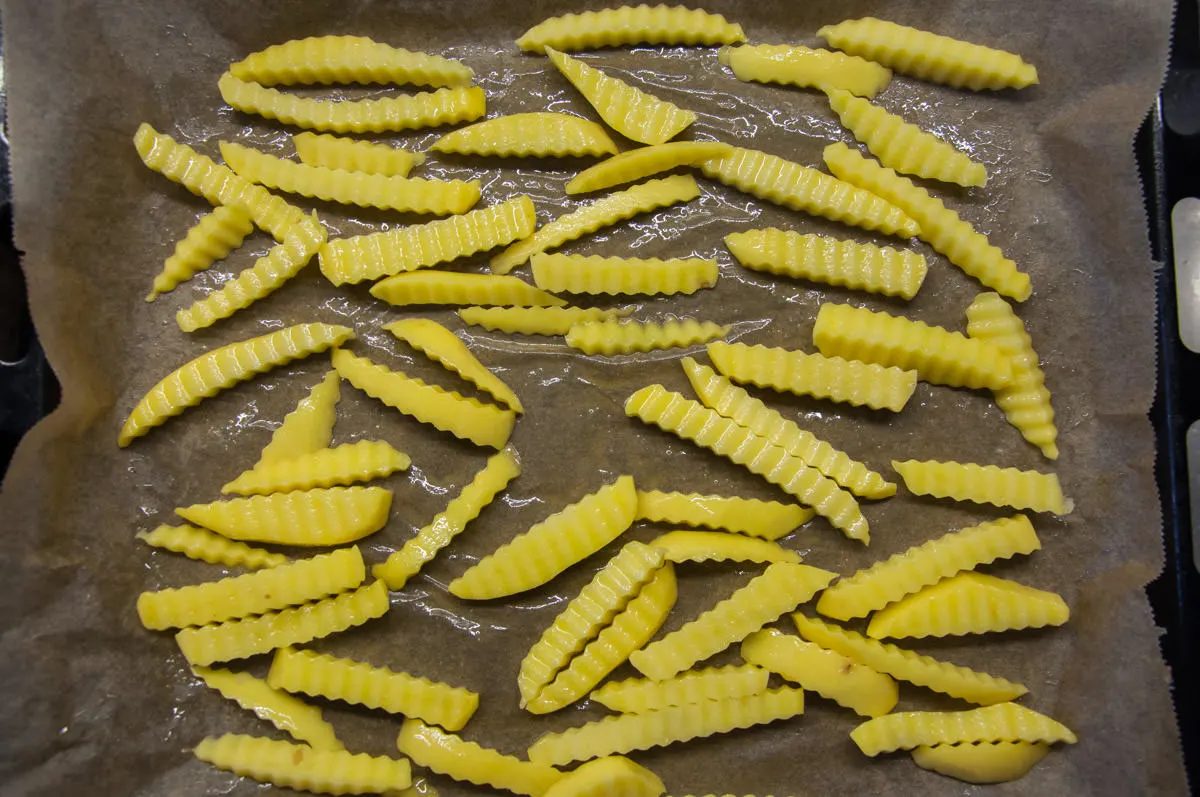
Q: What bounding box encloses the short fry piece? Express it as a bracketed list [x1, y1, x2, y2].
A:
[719, 43, 891, 98]
[698, 147, 918, 238]
[220, 74, 486, 133]
[518, 6, 745, 53]
[533, 254, 718, 297]
[230, 35, 473, 87]
[396, 718, 564, 797]
[374, 447, 521, 589]
[567, 319, 729, 355]
[740, 629, 896, 717]
[634, 490, 812, 540]
[591, 665, 769, 714]
[371, 271, 566, 308]
[256, 370, 341, 467]
[543, 757, 665, 797]
[566, 141, 733, 194]
[118, 322, 353, 446]
[824, 143, 1030, 300]
[683, 357, 895, 498]
[294, 132, 424, 177]
[146, 205, 254, 301]
[650, 530, 799, 564]
[137, 524, 288, 569]
[176, 581, 390, 666]
[792, 614, 1027, 705]
[527, 686, 805, 765]
[222, 440, 411, 495]
[813, 303, 1013, 390]
[333, 349, 515, 449]
[827, 90, 987, 187]
[546, 48, 694, 146]
[459, 306, 629, 336]
[431, 113, 618, 158]
[724, 228, 927, 300]
[912, 741, 1050, 784]
[625, 385, 869, 543]
[817, 515, 1040, 621]
[193, 666, 343, 750]
[491, 175, 700, 275]
[385, 318, 523, 412]
[195, 733, 411, 793]
[966, 292, 1059, 459]
[630, 562, 835, 681]
[850, 703, 1076, 757]
[892, 459, 1072, 514]
[818, 18, 1038, 90]
[320, 196, 537, 285]
[176, 486, 392, 546]
[866, 572, 1069, 639]
[269, 647, 479, 731]
[449, 475, 638, 600]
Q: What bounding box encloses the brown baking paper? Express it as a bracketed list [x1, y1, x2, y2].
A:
[0, 0, 1186, 794]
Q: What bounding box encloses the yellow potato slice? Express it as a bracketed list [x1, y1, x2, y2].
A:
[222, 440, 411, 495]
[146, 205, 253, 301]
[294, 132, 424, 177]
[912, 741, 1050, 784]
[137, 524, 288, 569]
[431, 112, 618, 158]
[194, 733, 410, 793]
[850, 702, 1075, 757]
[518, 6, 745, 53]
[533, 254, 719, 296]
[566, 319, 729, 355]
[542, 757, 665, 797]
[719, 43, 891, 98]
[230, 35, 473, 87]
[566, 141, 733, 194]
[650, 530, 799, 564]
[396, 718, 564, 796]
[385, 318, 523, 412]
[176, 486, 392, 546]
[892, 459, 1072, 514]
[634, 490, 812, 540]
[459, 306, 630, 336]
[371, 271, 567, 307]
[590, 664, 769, 714]
[192, 666, 343, 750]
[255, 370, 341, 467]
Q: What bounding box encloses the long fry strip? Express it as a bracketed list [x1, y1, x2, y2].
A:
[137, 524, 288, 570]
[195, 733, 411, 793]
[396, 719, 564, 796]
[385, 318, 523, 411]
[146, 205, 254, 301]
[591, 664, 769, 714]
[230, 35, 474, 87]
[192, 666, 343, 750]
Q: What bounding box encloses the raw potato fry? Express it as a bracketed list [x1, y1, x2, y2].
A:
[813, 303, 1013, 391]
[532, 253, 719, 296]
[817, 515, 1041, 621]
[866, 571, 1070, 639]
[824, 143, 1030, 300]
[792, 614, 1027, 705]
[826, 90, 987, 188]
[256, 370, 341, 467]
[192, 666, 343, 750]
[892, 459, 1073, 514]
[650, 530, 800, 564]
[448, 476, 638, 600]
[176, 486, 392, 546]
[517, 5, 746, 53]
[528, 686, 805, 766]
[527, 564, 677, 715]
[176, 580, 390, 666]
[719, 43, 892, 98]
[625, 385, 870, 543]
[491, 175, 701, 275]
[231, 35, 473, 87]
[698, 147, 919, 238]
[724, 228, 927, 300]
[146, 205, 254, 301]
[385, 318, 523, 411]
[683, 357, 895, 498]
[374, 447, 521, 589]
[294, 132, 424, 177]
[117, 322, 353, 446]
[817, 17, 1039, 90]
[176, 213, 328, 332]
[566, 319, 729, 355]
[195, 733, 411, 794]
[221, 440, 411, 495]
[546, 48, 695, 146]
[321, 196, 538, 285]
[630, 562, 835, 681]
[220, 74, 487, 133]
[912, 741, 1050, 784]
[566, 141, 733, 194]
[371, 271, 567, 307]
[137, 524, 288, 569]
[137, 547, 366, 630]
[459, 306, 629, 336]
[591, 664, 769, 714]
[543, 757, 664, 797]
[519, 541, 666, 706]
[634, 490, 813, 540]
[133, 123, 308, 242]
[269, 647, 479, 731]
[221, 141, 480, 215]
[396, 718, 564, 797]
[431, 113, 619, 158]
[740, 629, 897, 717]
[966, 292, 1059, 458]
[850, 703, 1076, 757]
[332, 349, 516, 449]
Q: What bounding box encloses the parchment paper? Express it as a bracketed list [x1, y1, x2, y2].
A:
[0, 1, 1187, 794]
